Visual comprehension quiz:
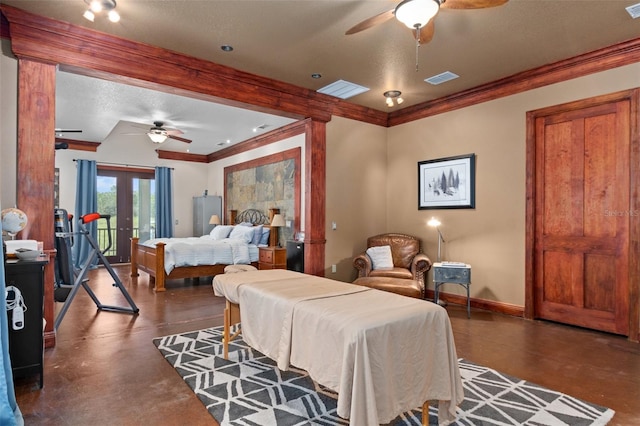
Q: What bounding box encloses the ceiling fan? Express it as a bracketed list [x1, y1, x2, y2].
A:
[54, 128, 83, 150]
[131, 121, 192, 144]
[346, 0, 509, 45]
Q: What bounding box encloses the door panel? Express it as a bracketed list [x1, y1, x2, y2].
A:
[533, 97, 631, 335]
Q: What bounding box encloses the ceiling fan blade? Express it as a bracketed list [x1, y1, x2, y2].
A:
[418, 19, 436, 44]
[442, 0, 508, 10]
[345, 9, 395, 35]
[166, 128, 184, 136]
[54, 129, 82, 133]
[168, 135, 192, 144]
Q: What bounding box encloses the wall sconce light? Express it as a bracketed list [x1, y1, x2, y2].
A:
[209, 215, 220, 226]
[270, 214, 285, 247]
[83, 0, 120, 23]
[427, 217, 445, 262]
[384, 90, 404, 107]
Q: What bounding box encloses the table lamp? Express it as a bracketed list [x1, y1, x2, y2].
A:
[270, 214, 285, 247]
[427, 217, 445, 262]
[209, 214, 220, 227]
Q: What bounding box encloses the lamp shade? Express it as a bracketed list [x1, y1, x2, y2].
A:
[209, 214, 220, 225]
[270, 214, 285, 227]
[395, 0, 439, 29]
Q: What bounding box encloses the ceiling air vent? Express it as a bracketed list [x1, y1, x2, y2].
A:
[626, 2, 640, 18]
[424, 71, 459, 85]
[317, 80, 369, 99]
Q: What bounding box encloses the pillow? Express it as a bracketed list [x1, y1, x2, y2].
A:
[238, 221, 254, 227]
[251, 225, 264, 245]
[259, 227, 271, 246]
[366, 245, 394, 270]
[210, 225, 234, 240]
[228, 225, 256, 244]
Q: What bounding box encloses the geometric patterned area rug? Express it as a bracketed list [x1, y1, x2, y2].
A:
[153, 326, 615, 426]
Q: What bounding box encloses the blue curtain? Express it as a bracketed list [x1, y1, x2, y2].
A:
[73, 160, 98, 269]
[0, 238, 23, 425]
[155, 167, 174, 238]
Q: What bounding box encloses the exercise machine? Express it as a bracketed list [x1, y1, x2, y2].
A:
[54, 209, 76, 302]
[54, 210, 139, 329]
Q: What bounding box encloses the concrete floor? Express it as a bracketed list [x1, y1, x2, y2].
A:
[13, 265, 640, 425]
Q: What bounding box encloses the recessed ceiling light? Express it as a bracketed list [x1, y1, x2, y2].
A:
[424, 71, 459, 86]
[311, 73, 322, 79]
[221, 45, 234, 52]
[317, 80, 369, 99]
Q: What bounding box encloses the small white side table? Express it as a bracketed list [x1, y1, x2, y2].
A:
[433, 262, 472, 318]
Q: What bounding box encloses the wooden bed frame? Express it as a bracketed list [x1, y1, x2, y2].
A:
[130, 208, 278, 292]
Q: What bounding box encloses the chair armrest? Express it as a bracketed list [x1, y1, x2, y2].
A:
[411, 253, 433, 284]
[353, 253, 372, 278]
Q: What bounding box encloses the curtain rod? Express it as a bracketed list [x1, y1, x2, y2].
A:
[72, 159, 173, 170]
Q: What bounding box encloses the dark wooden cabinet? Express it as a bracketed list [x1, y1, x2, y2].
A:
[286, 241, 304, 273]
[4, 258, 48, 388]
[258, 247, 286, 270]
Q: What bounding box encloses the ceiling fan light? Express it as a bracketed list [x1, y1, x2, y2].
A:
[89, 0, 103, 13]
[395, 0, 440, 29]
[147, 132, 168, 144]
[108, 10, 120, 22]
[83, 9, 95, 21]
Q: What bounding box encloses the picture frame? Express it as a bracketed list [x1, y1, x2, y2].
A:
[418, 153, 475, 210]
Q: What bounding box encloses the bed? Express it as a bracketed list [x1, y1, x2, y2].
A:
[130, 209, 275, 292]
[212, 269, 463, 426]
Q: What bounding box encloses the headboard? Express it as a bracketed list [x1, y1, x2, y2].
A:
[229, 208, 279, 246]
[232, 209, 271, 225]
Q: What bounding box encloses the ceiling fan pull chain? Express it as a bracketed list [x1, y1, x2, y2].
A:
[415, 26, 421, 72]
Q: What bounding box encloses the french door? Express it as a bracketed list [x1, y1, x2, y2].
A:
[97, 166, 155, 264]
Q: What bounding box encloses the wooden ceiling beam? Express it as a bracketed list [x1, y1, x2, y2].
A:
[0, 5, 387, 128]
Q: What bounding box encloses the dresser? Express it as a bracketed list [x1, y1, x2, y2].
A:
[258, 246, 286, 270]
[4, 257, 48, 388]
[193, 195, 222, 236]
[433, 262, 472, 318]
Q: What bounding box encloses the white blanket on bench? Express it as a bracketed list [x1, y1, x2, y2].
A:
[212, 269, 463, 425]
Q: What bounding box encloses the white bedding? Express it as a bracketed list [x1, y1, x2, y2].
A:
[212, 270, 463, 425]
[142, 236, 259, 274]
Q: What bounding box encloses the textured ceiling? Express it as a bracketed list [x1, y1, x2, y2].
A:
[2, 0, 639, 155]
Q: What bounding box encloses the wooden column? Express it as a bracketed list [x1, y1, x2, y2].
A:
[304, 119, 327, 277]
[16, 58, 57, 348]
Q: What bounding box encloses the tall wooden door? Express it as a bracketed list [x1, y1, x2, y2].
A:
[528, 91, 638, 336]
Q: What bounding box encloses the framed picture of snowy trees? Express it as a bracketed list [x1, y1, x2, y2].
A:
[418, 153, 475, 209]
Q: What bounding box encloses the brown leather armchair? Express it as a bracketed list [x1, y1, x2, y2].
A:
[353, 233, 432, 299]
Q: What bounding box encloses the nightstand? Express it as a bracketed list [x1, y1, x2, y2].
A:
[258, 246, 286, 270]
[433, 262, 472, 318]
